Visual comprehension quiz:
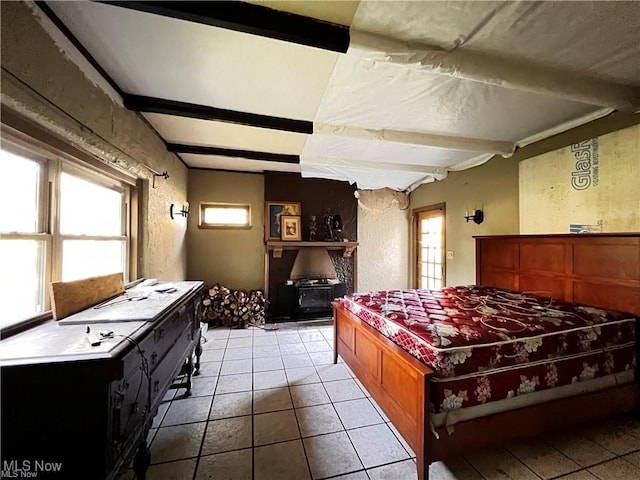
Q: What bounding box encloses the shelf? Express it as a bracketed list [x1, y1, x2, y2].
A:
[266, 241, 358, 258]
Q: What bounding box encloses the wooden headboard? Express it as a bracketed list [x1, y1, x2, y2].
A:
[475, 233, 640, 316]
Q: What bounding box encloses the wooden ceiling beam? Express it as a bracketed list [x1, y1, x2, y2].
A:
[167, 143, 300, 164]
[124, 94, 312, 134]
[101, 1, 350, 53]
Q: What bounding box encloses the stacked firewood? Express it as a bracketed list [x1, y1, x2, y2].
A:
[200, 283, 267, 328]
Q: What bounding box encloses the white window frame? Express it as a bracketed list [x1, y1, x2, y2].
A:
[199, 202, 252, 229]
[0, 127, 136, 333]
[56, 161, 130, 282]
[0, 142, 51, 315]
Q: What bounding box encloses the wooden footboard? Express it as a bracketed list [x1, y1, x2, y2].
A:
[334, 301, 640, 480]
[332, 302, 433, 480]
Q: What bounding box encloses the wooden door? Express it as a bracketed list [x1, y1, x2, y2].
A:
[414, 204, 445, 289]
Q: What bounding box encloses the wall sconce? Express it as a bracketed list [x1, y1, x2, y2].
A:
[464, 209, 484, 225]
[170, 202, 190, 219]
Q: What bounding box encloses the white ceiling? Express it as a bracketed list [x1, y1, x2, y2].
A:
[44, 1, 640, 191]
[145, 114, 308, 155]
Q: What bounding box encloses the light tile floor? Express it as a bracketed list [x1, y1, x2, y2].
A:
[132, 321, 640, 480]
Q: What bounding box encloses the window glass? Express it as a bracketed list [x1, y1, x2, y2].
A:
[0, 140, 131, 332]
[0, 239, 45, 326]
[417, 208, 445, 289]
[0, 150, 40, 233]
[60, 172, 122, 235]
[200, 204, 251, 228]
[62, 240, 125, 282]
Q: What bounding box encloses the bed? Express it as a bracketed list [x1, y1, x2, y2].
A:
[332, 233, 640, 480]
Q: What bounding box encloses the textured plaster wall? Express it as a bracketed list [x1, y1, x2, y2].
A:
[357, 189, 411, 291]
[187, 170, 265, 290]
[520, 124, 640, 233]
[1, 1, 187, 280]
[410, 156, 520, 286]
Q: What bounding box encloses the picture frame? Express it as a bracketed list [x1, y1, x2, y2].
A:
[265, 201, 301, 241]
[280, 215, 302, 241]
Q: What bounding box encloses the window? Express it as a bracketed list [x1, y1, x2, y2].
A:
[0, 150, 47, 324]
[0, 137, 133, 329]
[199, 203, 251, 229]
[58, 169, 127, 281]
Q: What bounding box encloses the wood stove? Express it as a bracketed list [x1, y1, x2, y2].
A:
[271, 246, 350, 320]
[277, 281, 347, 320]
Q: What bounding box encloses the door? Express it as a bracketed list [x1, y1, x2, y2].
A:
[414, 204, 445, 289]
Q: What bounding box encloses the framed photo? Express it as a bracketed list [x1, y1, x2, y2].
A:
[265, 201, 301, 241]
[280, 215, 301, 241]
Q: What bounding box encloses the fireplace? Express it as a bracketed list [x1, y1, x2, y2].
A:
[275, 247, 348, 320]
[298, 284, 333, 313]
[277, 281, 347, 320]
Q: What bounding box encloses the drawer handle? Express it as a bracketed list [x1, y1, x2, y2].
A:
[153, 380, 160, 393]
[151, 352, 158, 365]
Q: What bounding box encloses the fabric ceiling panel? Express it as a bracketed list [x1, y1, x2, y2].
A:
[40, 0, 639, 192]
[315, 55, 605, 142]
[47, 1, 339, 121]
[302, 135, 481, 168]
[353, 0, 507, 49]
[301, 163, 431, 191]
[353, 0, 640, 86]
[144, 113, 307, 155]
[180, 154, 301, 173]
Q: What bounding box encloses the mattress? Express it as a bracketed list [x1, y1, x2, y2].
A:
[340, 286, 637, 413]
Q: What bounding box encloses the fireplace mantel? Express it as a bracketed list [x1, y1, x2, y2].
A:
[266, 241, 358, 259]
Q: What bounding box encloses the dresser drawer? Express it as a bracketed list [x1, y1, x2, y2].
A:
[121, 297, 197, 378]
[150, 302, 194, 371]
[149, 323, 194, 408]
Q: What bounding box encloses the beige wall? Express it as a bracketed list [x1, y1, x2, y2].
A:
[1, 1, 188, 280]
[357, 189, 411, 291]
[187, 170, 265, 290]
[520, 124, 640, 233]
[410, 156, 520, 286]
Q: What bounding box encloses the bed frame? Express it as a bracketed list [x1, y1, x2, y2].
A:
[333, 233, 640, 480]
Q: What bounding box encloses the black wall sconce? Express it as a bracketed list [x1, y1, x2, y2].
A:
[464, 209, 484, 225]
[170, 203, 190, 219]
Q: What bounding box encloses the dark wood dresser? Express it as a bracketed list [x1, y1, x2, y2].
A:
[0, 280, 204, 480]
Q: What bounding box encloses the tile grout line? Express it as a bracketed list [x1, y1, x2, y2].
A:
[325, 336, 414, 474]
[318, 356, 371, 479]
[291, 325, 321, 480]
[501, 446, 544, 480]
[143, 325, 640, 480]
[251, 329, 256, 480]
[551, 450, 640, 480]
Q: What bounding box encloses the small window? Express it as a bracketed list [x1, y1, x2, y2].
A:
[199, 203, 251, 229]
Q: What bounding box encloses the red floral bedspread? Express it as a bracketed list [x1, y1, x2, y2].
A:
[340, 286, 637, 413]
